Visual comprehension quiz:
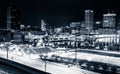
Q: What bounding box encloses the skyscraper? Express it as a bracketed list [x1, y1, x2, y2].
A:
[7, 4, 21, 30]
[85, 10, 94, 32]
[103, 13, 116, 28]
[7, 6, 12, 30]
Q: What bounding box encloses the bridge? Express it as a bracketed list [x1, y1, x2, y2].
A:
[0, 57, 50, 74]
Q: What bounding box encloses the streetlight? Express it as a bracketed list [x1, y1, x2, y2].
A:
[45, 58, 46, 72]
[74, 37, 77, 65]
[44, 52, 47, 72]
[3, 38, 8, 59]
[28, 32, 31, 58]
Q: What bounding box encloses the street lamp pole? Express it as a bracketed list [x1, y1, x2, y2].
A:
[28, 32, 31, 58]
[6, 39, 8, 59]
[45, 52, 47, 72]
[3, 38, 8, 59]
[75, 48, 77, 64]
[45, 59, 46, 71]
[75, 37, 77, 65]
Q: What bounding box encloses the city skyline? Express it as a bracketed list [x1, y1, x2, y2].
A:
[0, 0, 120, 28]
[0, 1, 120, 74]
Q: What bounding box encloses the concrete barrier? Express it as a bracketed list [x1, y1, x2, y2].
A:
[0, 57, 50, 74]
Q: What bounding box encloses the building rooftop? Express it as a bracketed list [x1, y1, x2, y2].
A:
[103, 13, 116, 16]
[85, 10, 93, 12]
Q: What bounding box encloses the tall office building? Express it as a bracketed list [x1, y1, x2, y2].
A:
[7, 4, 21, 30]
[103, 13, 116, 28]
[98, 13, 116, 34]
[7, 6, 12, 30]
[85, 10, 94, 32]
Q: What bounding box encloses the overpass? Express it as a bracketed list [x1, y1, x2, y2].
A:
[0, 57, 50, 74]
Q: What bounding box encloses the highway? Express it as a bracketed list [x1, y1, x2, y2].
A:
[51, 49, 120, 67]
[2, 44, 120, 74]
[76, 48, 120, 57]
[0, 49, 99, 74]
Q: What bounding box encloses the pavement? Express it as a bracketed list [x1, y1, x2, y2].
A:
[0, 49, 99, 74]
[52, 48, 120, 67]
[76, 48, 120, 57]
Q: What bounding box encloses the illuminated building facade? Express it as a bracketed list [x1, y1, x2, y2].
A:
[103, 13, 116, 28]
[85, 10, 94, 32]
[7, 5, 21, 30]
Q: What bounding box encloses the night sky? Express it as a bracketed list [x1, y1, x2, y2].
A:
[0, 0, 120, 28]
